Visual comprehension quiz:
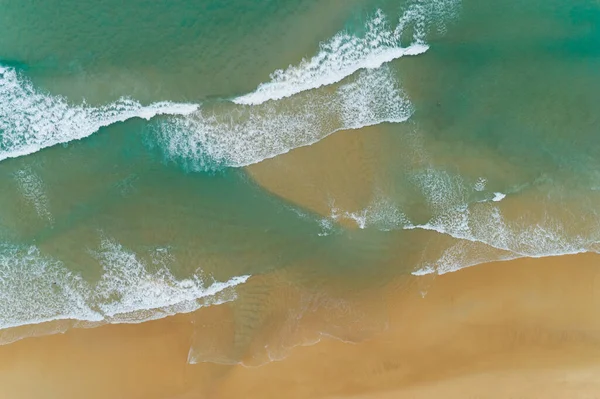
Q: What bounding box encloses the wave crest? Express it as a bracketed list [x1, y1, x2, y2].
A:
[233, 0, 459, 105]
[0, 239, 249, 342]
[0, 67, 198, 163]
[155, 66, 412, 170]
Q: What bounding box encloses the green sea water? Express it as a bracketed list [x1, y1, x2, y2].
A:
[1, 0, 600, 361]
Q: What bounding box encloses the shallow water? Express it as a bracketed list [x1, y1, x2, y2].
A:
[1, 0, 600, 363]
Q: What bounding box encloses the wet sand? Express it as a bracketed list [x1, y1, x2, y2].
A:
[211, 253, 600, 399]
[3, 129, 600, 398]
[246, 125, 385, 223]
[1, 253, 600, 398]
[246, 122, 527, 230]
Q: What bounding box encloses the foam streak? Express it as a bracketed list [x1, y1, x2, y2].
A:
[0, 67, 198, 163]
[0, 241, 249, 334]
[232, 9, 428, 105]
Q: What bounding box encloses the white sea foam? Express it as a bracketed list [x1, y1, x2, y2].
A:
[233, 0, 459, 105]
[492, 192, 506, 202]
[411, 265, 436, 276]
[411, 239, 518, 276]
[328, 196, 410, 231]
[406, 168, 600, 275]
[13, 168, 53, 222]
[91, 238, 249, 323]
[474, 177, 487, 191]
[156, 66, 413, 170]
[0, 66, 198, 163]
[0, 240, 249, 339]
[0, 1, 460, 167]
[411, 202, 597, 260]
[0, 244, 102, 330]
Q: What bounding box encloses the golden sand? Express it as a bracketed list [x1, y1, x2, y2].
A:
[1, 253, 600, 398]
[3, 127, 600, 398]
[210, 253, 600, 399]
[246, 125, 385, 224]
[246, 122, 527, 232]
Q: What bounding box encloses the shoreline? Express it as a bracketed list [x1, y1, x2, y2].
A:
[1, 253, 600, 398]
[246, 124, 386, 225]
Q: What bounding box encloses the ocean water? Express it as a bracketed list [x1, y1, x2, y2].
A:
[1, 0, 600, 362]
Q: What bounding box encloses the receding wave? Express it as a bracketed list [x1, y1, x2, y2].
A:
[0, 1, 460, 168]
[155, 65, 412, 170]
[409, 169, 600, 259]
[232, 9, 427, 106]
[0, 63, 411, 170]
[321, 168, 600, 275]
[13, 167, 54, 223]
[0, 3, 459, 346]
[0, 66, 198, 163]
[0, 238, 249, 342]
[232, 0, 460, 105]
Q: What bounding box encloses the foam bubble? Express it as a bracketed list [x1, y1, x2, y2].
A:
[0, 66, 198, 163]
[492, 192, 506, 202]
[328, 196, 410, 231]
[0, 244, 102, 330]
[405, 168, 600, 274]
[414, 200, 597, 260]
[474, 177, 487, 192]
[411, 265, 436, 276]
[155, 66, 413, 170]
[13, 168, 53, 222]
[91, 239, 250, 323]
[0, 1, 460, 166]
[411, 238, 517, 276]
[233, 1, 459, 105]
[0, 239, 249, 340]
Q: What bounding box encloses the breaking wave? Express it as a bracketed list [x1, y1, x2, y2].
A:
[0, 1, 460, 169]
[232, 9, 427, 105]
[154, 65, 413, 170]
[318, 168, 600, 276]
[0, 238, 249, 342]
[233, 0, 460, 105]
[0, 66, 198, 163]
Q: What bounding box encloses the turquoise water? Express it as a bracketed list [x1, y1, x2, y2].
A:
[1, 0, 600, 359]
[0, 0, 364, 103]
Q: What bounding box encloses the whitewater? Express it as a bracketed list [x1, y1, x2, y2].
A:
[0, 4, 449, 168]
[0, 1, 468, 340]
[0, 238, 250, 344]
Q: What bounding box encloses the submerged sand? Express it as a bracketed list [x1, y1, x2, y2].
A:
[246, 124, 385, 223]
[1, 253, 600, 398]
[3, 127, 600, 398]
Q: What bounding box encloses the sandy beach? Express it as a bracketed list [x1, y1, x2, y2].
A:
[3, 0, 600, 397]
[2, 125, 600, 399]
[246, 124, 386, 224]
[1, 252, 600, 398]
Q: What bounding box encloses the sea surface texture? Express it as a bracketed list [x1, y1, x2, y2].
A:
[1, 0, 600, 363]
